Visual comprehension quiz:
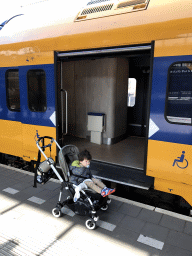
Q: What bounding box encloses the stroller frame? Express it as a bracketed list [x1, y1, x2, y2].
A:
[35, 136, 110, 230]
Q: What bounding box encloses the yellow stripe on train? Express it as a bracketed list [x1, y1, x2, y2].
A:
[147, 139, 192, 205]
[0, 120, 56, 162]
[154, 37, 192, 58]
[147, 139, 192, 185]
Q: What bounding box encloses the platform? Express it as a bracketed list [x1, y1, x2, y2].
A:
[0, 164, 192, 255]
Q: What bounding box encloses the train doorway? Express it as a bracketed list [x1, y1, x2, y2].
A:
[56, 45, 153, 187]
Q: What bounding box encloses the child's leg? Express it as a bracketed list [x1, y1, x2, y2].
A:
[84, 178, 116, 197]
[91, 177, 105, 189]
[92, 178, 116, 197]
[84, 180, 102, 194]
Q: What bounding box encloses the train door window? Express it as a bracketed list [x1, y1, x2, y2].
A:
[127, 78, 137, 107]
[27, 69, 47, 112]
[6, 69, 20, 111]
[166, 62, 192, 125]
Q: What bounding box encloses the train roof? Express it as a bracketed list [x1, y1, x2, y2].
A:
[0, 0, 192, 50]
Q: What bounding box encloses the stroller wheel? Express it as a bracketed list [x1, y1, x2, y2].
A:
[52, 208, 62, 218]
[100, 204, 108, 211]
[85, 219, 96, 230]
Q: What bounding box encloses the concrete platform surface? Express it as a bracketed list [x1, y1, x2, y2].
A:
[0, 164, 192, 256]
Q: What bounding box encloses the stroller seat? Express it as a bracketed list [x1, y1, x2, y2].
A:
[58, 145, 92, 199]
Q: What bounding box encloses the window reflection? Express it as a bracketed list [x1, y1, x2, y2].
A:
[166, 62, 192, 124]
[128, 78, 137, 107]
[27, 69, 47, 112]
[6, 70, 20, 111]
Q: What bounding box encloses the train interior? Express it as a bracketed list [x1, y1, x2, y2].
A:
[57, 50, 152, 186]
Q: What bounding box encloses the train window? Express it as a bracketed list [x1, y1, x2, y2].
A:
[6, 70, 20, 111]
[27, 69, 47, 112]
[166, 62, 192, 125]
[127, 78, 137, 107]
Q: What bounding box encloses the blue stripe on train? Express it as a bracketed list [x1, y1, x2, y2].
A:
[0, 64, 55, 127]
[149, 55, 192, 145]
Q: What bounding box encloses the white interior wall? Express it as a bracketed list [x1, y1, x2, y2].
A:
[61, 57, 129, 143]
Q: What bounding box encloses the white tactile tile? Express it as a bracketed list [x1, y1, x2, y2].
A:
[27, 196, 46, 205]
[97, 220, 116, 231]
[3, 187, 19, 194]
[137, 234, 164, 250]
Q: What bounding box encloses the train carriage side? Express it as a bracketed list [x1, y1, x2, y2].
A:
[147, 37, 192, 206]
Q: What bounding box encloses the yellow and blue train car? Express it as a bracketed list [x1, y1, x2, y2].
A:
[0, 0, 192, 208]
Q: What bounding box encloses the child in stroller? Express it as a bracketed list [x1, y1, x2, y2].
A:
[70, 149, 115, 202]
[34, 136, 115, 230]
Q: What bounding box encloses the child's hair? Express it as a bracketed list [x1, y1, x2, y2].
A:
[79, 149, 92, 162]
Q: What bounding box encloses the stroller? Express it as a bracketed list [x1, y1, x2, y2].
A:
[34, 136, 111, 230]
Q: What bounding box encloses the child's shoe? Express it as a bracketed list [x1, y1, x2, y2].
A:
[101, 187, 115, 197]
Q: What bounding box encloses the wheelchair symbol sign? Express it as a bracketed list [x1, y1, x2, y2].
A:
[172, 151, 188, 169]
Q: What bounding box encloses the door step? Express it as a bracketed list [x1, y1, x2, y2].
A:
[93, 174, 152, 190]
[91, 160, 154, 190]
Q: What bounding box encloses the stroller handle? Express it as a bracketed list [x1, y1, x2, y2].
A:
[36, 136, 61, 158]
[35, 136, 63, 183]
[37, 136, 54, 143]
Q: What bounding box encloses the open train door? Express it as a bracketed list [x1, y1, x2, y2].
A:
[56, 44, 155, 189]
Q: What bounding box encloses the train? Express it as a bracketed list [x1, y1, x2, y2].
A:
[0, 0, 192, 210]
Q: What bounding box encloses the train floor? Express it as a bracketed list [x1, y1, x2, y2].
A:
[0, 164, 192, 255]
[62, 135, 145, 169]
